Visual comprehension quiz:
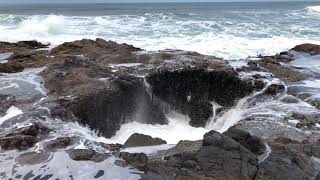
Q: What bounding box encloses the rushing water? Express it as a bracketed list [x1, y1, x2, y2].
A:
[0, 2, 320, 59]
[0, 2, 320, 179]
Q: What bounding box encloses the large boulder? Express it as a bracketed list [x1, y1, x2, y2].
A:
[292, 43, 320, 55]
[66, 149, 110, 162]
[0, 40, 48, 53]
[119, 152, 148, 171]
[223, 127, 266, 155]
[197, 130, 258, 180]
[146, 68, 255, 127]
[148, 130, 258, 180]
[0, 95, 16, 115]
[0, 123, 49, 150]
[41, 57, 167, 138]
[124, 133, 167, 148]
[256, 142, 315, 180]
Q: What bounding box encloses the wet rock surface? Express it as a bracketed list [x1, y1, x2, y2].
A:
[223, 127, 266, 155]
[66, 149, 110, 162]
[0, 123, 49, 150]
[0, 95, 16, 115]
[128, 129, 319, 180]
[0, 39, 320, 179]
[292, 43, 320, 55]
[124, 133, 167, 148]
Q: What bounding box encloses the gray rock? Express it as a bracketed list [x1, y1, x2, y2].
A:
[292, 43, 320, 55]
[197, 130, 258, 180]
[0, 123, 49, 150]
[223, 127, 266, 155]
[94, 170, 104, 179]
[119, 152, 148, 171]
[256, 143, 315, 180]
[15, 152, 51, 165]
[43, 137, 74, 152]
[114, 160, 128, 167]
[0, 95, 15, 115]
[124, 133, 167, 148]
[66, 149, 110, 162]
[264, 84, 285, 95]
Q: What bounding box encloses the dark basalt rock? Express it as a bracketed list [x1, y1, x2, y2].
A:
[50, 38, 143, 64]
[0, 94, 16, 115]
[264, 84, 285, 95]
[256, 142, 315, 180]
[119, 152, 148, 171]
[42, 57, 167, 138]
[292, 43, 320, 55]
[148, 130, 258, 180]
[223, 127, 266, 155]
[66, 149, 110, 162]
[100, 143, 123, 152]
[0, 123, 49, 150]
[124, 133, 167, 148]
[196, 131, 258, 180]
[44, 137, 75, 152]
[15, 152, 51, 165]
[147, 129, 320, 180]
[146, 69, 255, 127]
[257, 57, 306, 82]
[0, 40, 48, 53]
[0, 62, 24, 73]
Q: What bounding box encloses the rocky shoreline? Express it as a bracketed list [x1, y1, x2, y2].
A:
[0, 39, 320, 179]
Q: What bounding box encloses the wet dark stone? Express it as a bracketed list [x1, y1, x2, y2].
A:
[223, 127, 266, 155]
[147, 69, 255, 128]
[0, 94, 16, 115]
[0, 123, 49, 150]
[264, 84, 285, 95]
[114, 160, 127, 167]
[15, 152, 51, 165]
[44, 137, 73, 152]
[94, 170, 104, 179]
[32, 174, 53, 180]
[100, 143, 123, 152]
[15, 174, 22, 179]
[66, 149, 110, 162]
[23, 171, 35, 180]
[292, 43, 320, 55]
[124, 133, 166, 148]
[119, 152, 148, 171]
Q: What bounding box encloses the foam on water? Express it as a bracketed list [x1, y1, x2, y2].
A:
[0, 3, 320, 59]
[0, 67, 46, 101]
[0, 106, 23, 125]
[108, 111, 208, 144]
[307, 6, 320, 15]
[0, 151, 142, 180]
[0, 53, 11, 64]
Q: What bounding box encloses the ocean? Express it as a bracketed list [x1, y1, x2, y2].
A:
[0, 1, 320, 59]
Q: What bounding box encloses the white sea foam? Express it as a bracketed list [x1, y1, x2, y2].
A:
[108, 111, 208, 144]
[306, 6, 320, 15]
[0, 106, 23, 125]
[0, 13, 319, 59]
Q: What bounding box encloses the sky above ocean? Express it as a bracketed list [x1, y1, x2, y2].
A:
[1, 0, 320, 4]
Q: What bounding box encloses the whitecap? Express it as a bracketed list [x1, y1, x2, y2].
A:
[306, 6, 320, 15]
[0, 106, 23, 125]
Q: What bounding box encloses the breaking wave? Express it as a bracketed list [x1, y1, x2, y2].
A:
[306, 6, 320, 15]
[0, 9, 320, 59]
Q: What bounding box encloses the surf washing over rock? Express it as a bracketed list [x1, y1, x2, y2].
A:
[0, 38, 319, 180]
[0, 2, 320, 59]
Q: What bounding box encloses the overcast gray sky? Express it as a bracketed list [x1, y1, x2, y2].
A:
[1, 0, 319, 3]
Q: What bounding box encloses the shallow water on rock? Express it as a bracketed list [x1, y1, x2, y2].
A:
[0, 52, 319, 179]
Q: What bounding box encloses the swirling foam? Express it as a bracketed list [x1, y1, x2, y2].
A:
[0, 10, 319, 59]
[306, 6, 320, 15]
